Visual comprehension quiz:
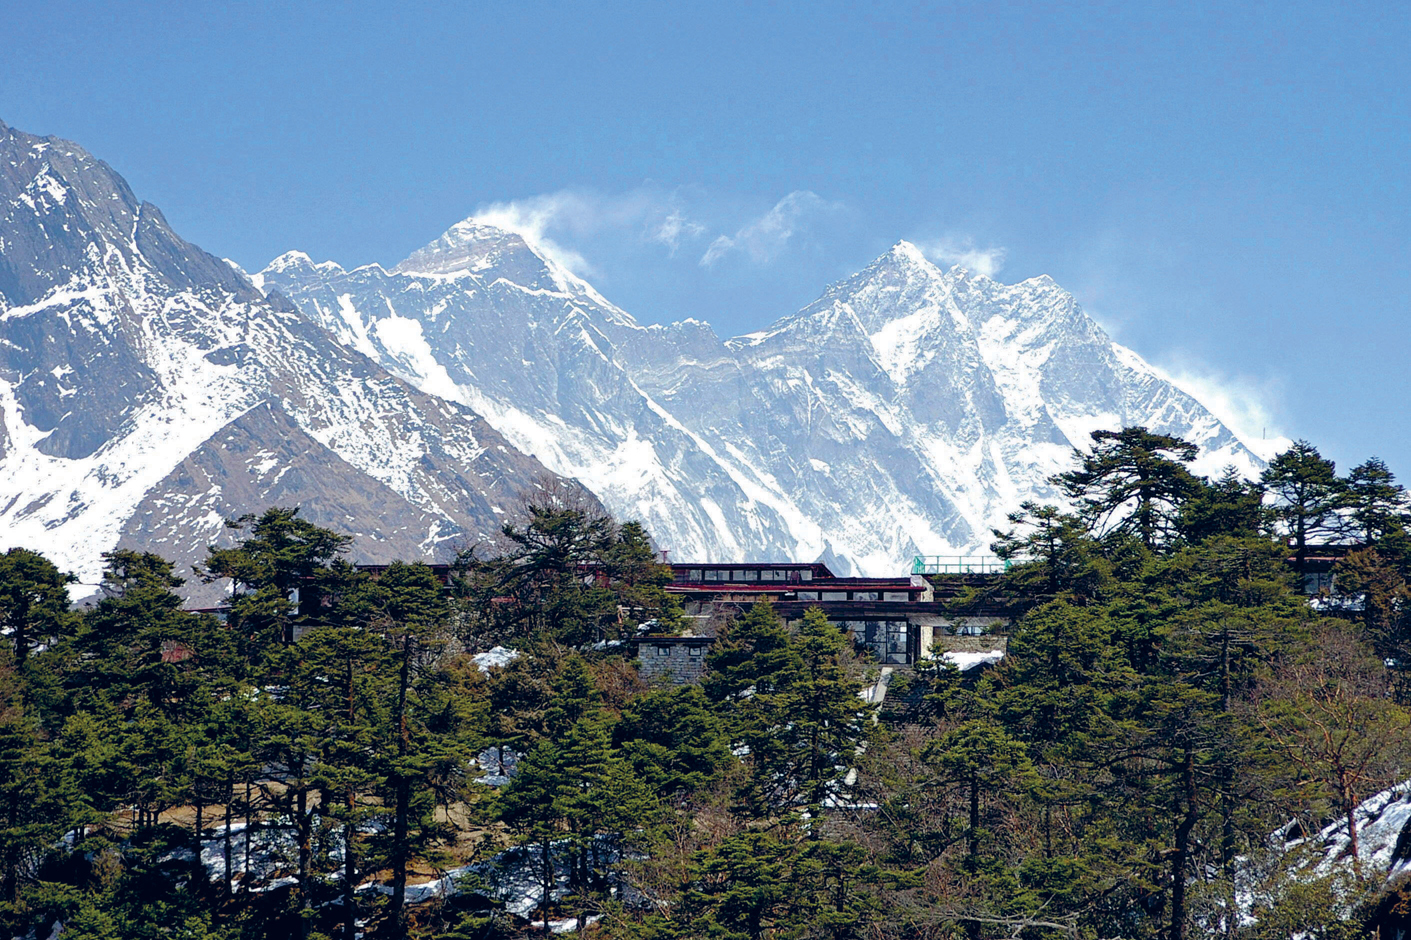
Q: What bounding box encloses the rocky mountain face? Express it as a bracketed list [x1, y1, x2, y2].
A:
[0, 115, 1265, 586]
[0, 120, 575, 594]
[262, 224, 1264, 576]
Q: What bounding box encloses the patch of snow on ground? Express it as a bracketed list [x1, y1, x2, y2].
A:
[473, 646, 520, 672]
[476, 745, 523, 786]
[1294, 781, 1411, 881]
[943, 650, 1005, 672]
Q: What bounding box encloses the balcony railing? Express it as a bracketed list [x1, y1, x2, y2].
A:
[911, 555, 1009, 575]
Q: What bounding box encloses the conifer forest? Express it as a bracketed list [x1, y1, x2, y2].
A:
[3, 429, 1411, 940]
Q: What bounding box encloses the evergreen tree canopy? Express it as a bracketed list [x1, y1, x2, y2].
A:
[0, 547, 77, 670]
[1261, 440, 1346, 570]
[1054, 426, 1200, 550]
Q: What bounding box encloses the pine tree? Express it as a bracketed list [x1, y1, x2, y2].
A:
[682, 829, 800, 940]
[702, 599, 796, 706]
[1178, 466, 1268, 543]
[1344, 457, 1408, 546]
[200, 507, 352, 656]
[287, 583, 389, 939]
[470, 495, 618, 646]
[1054, 427, 1201, 550]
[355, 561, 453, 938]
[616, 685, 733, 799]
[990, 500, 1112, 597]
[0, 548, 77, 672]
[1261, 440, 1345, 572]
[0, 658, 83, 912]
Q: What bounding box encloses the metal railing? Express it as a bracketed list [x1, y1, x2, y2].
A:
[911, 555, 1009, 575]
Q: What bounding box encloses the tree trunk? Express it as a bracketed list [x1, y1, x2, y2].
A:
[1170, 749, 1198, 940]
[1218, 631, 1237, 940]
[968, 773, 980, 863]
[1343, 776, 1363, 880]
[344, 815, 357, 940]
[194, 800, 205, 884]
[542, 833, 554, 934]
[344, 655, 359, 939]
[243, 779, 252, 894]
[223, 778, 232, 897]
[296, 783, 311, 940]
[967, 773, 981, 940]
[2, 790, 18, 904]
[389, 634, 414, 938]
[391, 778, 410, 937]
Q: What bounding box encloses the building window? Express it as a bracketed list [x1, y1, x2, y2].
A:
[689, 646, 702, 656]
[854, 591, 879, 601]
[797, 591, 819, 600]
[883, 592, 908, 602]
[800, 570, 813, 581]
[688, 569, 702, 581]
[822, 591, 847, 601]
[841, 619, 912, 664]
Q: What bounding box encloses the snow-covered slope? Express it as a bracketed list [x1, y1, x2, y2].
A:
[263, 224, 1267, 576]
[1236, 781, 1411, 926]
[0, 114, 1266, 584]
[0, 119, 573, 591]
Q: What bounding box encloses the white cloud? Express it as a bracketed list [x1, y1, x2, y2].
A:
[471, 192, 602, 276]
[917, 235, 1008, 279]
[1157, 358, 1291, 461]
[700, 191, 836, 267]
[652, 209, 706, 254]
[470, 187, 707, 275]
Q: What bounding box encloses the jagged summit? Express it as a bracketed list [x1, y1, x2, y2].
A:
[393, 219, 546, 280]
[0, 120, 582, 593]
[885, 239, 934, 268]
[0, 117, 1266, 581]
[264, 231, 1267, 576]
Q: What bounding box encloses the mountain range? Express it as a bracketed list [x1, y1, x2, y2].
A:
[0, 118, 1267, 589]
[0, 119, 570, 596]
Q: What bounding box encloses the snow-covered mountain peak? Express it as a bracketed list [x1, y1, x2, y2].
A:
[264, 250, 342, 274]
[0, 119, 576, 594]
[391, 218, 574, 294]
[886, 239, 934, 268]
[385, 216, 638, 329]
[259, 210, 1268, 574]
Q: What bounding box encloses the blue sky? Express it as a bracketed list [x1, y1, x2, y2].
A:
[2, 1, 1408, 474]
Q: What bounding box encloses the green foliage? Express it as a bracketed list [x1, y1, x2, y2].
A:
[616, 684, 733, 798]
[1179, 466, 1269, 543]
[990, 500, 1113, 598]
[1261, 440, 1345, 568]
[7, 434, 1411, 940]
[0, 547, 77, 671]
[1055, 426, 1201, 550]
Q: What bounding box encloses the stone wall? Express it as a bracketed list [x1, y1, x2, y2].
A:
[635, 638, 712, 684]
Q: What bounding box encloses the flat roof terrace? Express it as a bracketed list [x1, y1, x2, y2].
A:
[669, 562, 835, 583]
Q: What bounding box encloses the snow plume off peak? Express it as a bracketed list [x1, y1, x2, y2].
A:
[0, 116, 1270, 583]
[916, 235, 1008, 279]
[444, 187, 709, 278]
[264, 219, 1269, 577]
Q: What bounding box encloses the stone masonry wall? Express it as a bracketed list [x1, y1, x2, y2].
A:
[636, 641, 710, 684]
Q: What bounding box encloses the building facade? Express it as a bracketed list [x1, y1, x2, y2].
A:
[663, 562, 1007, 665]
